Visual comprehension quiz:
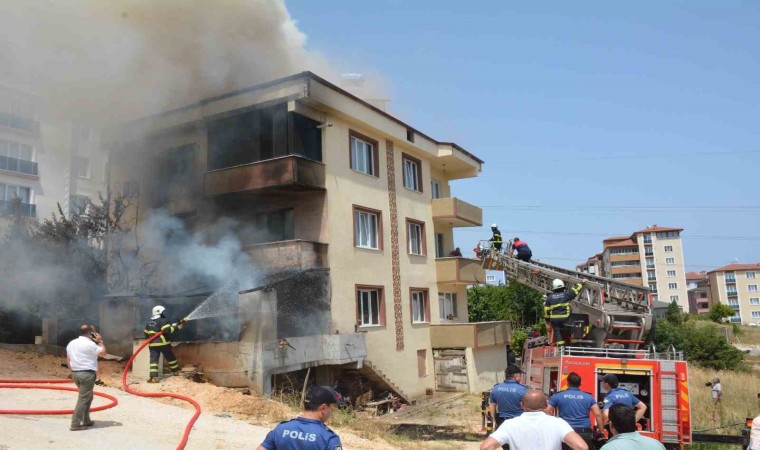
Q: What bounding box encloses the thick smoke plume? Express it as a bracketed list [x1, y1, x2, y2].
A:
[0, 0, 344, 123]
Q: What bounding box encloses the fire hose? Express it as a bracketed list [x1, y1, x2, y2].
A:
[0, 330, 201, 450]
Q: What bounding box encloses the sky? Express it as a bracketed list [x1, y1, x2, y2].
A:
[287, 1, 760, 272]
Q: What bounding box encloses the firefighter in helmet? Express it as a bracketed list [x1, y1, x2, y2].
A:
[144, 305, 184, 383]
[490, 224, 503, 252]
[544, 278, 587, 346]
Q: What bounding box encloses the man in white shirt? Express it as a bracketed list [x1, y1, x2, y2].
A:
[711, 378, 722, 403]
[480, 389, 588, 450]
[749, 393, 760, 450]
[66, 324, 106, 431]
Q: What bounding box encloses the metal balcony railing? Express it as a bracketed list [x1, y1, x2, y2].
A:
[0, 113, 40, 133]
[0, 199, 36, 217]
[0, 155, 38, 175]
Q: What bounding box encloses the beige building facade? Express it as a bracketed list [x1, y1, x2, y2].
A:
[107, 72, 506, 399]
[708, 263, 760, 325]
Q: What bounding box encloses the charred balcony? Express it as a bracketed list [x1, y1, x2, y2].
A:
[204, 103, 325, 196]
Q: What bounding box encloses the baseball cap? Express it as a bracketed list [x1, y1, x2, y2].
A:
[304, 386, 339, 407]
[505, 364, 524, 375]
[602, 374, 618, 386]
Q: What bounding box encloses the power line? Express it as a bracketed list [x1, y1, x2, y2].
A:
[487, 149, 760, 165]
[455, 229, 760, 241]
[479, 205, 760, 212]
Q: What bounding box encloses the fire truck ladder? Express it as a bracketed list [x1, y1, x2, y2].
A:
[479, 244, 653, 349]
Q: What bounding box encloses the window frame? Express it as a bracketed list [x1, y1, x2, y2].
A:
[438, 292, 458, 320]
[750, 285, 759, 292]
[668, 282, 678, 290]
[667, 270, 676, 277]
[401, 153, 423, 193]
[666, 257, 675, 265]
[409, 288, 430, 324]
[670, 295, 679, 303]
[76, 156, 91, 179]
[406, 218, 426, 256]
[349, 130, 379, 178]
[747, 272, 757, 279]
[752, 311, 760, 319]
[355, 285, 385, 327]
[353, 205, 383, 251]
[749, 298, 760, 305]
[664, 246, 673, 252]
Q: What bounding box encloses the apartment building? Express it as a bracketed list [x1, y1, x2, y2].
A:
[576, 253, 602, 276]
[708, 263, 760, 324]
[686, 271, 712, 315]
[0, 83, 108, 230]
[105, 72, 508, 398]
[581, 225, 689, 310]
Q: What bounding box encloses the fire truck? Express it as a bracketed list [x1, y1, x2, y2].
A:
[479, 243, 692, 449]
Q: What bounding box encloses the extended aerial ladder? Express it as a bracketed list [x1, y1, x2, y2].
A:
[477, 241, 653, 349]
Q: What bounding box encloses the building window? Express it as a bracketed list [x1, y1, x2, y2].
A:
[251, 209, 295, 243]
[486, 275, 496, 283]
[666, 258, 675, 265]
[647, 270, 656, 281]
[70, 195, 89, 215]
[664, 246, 673, 252]
[354, 206, 382, 250]
[753, 311, 760, 319]
[406, 219, 426, 256]
[417, 349, 427, 377]
[410, 289, 430, 324]
[644, 246, 653, 256]
[727, 288, 738, 296]
[670, 295, 679, 303]
[356, 286, 384, 327]
[668, 283, 678, 289]
[609, 247, 638, 255]
[611, 261, 641, 267]
[439, 292, 458, 320]
[725, 272, 736, 282]
[667, 270, 676, 277]
[406, 128, 415, 143]
[349, 131, 378, 177]
[643, 233, 652, 244]
[747, 272, 757, 279]
[651, 295, 658, 302]
[656, 231, 680, 239]
[76, 156, 91, 178]
[750, 285, 759, 292]
[0, 139, 37, 175]
[749, 298, 759, 305]
[0, 183, 35, 217]
[646, 258, 654, 268]
[649, 284, 657, 292]
[728, 298, 740, 306]
[430, 179, 441, 199]
[730, 314, 741, 323]
[435, 233, 444, 258]
[402, 153, 422, 192]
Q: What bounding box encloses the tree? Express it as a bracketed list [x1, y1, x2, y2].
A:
[708, 303, 736, 323]
[467, 278, 544, 329]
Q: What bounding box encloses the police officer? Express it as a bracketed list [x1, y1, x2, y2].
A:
[547, 372, 604, 450]
[544, 279, 587, 346]
[490, 224, 503, 252]
[489, 363, 528, 429]
[144, 305, 183, 383]
[601, 374, 647, 427]
[258, 385, 342, 450]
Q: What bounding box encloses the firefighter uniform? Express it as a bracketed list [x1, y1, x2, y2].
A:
[549, 387, 598, 449]
[490, 228, 503, 251]
[512, 239, 532, 262]
[544, 282, 584, 345]
[144, 316, 180, 378]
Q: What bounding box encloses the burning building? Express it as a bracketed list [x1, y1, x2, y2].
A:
[102, 71, 508, 400]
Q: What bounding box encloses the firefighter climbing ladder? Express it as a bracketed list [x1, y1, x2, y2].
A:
[479, 242, 653, 349]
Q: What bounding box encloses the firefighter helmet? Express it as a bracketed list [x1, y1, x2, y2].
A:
[491, 223, 498, 229]
[152, 305, 166, 318]
[552, 279, 565, 290]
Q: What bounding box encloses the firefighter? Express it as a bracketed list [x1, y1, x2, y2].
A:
[546, 372, 604, 450]
[144, 305, 184, 383]
[544, 279, 587, 346]
[600, 374, 647, 427]
[488, 364, 528, 429]
[511, 237, 533, 262]
[490, 224, 503, 252]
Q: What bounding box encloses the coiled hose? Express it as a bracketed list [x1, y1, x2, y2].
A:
[0, 331, 201, 450]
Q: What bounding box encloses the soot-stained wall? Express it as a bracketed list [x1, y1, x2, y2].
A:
[274, 269, 331, 338]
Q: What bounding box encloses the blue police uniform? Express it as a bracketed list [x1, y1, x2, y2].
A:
[548, 387, 596, 429]
[489, 379, 528, 423]
[260, 417, 342, 450]
[602, 388, 641, 410]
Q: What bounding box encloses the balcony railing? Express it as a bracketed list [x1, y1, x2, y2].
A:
[244, 240, 327, 271]
[204, 155, 325, 196]
[0, 155, 38, 176]
[727, 291, 738, 296]
[431, 197, 482, 227]
[436, 257, 485, 285]
[0, 199, 36, 217]
[0, 113, 40, 134]
[725, 277, 736, 283]
[430, 321, 511, 349]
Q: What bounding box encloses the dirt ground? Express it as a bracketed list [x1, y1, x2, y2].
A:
[0, 348, 399, 449]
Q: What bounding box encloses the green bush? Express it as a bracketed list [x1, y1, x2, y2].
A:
[709, 303, 736, 323]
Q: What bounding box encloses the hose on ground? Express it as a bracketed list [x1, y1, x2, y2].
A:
[0, 379, 119, 415]
[122, 331, 201, 450]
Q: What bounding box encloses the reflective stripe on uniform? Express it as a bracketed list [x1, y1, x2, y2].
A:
[545, 303, 571, 319]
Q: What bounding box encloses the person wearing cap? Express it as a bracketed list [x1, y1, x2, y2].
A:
[490, 224, 503, 252]
[257, 386, 342, 450]
[489, 364, 529, 429]
[481, 389, 589, 450]
[511, 237, 532, 262]
[710, 377, 722, 403]
[546, 372, 604, 449]
[600, 404, 664, 450]
[600, 374, 647, 427]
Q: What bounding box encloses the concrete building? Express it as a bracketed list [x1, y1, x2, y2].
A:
[581, 225, 689, 310]
[686, 271, 712, 315]
[104, 72, 509, 400]
[708, 263, 760, 325]
[576, 253, 602, 276]
[0, 82, 108, 229]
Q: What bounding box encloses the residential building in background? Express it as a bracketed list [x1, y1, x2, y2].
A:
[580, 225, 689, 310]
[104, 72, 508, 399]
[0, 82, 108, 230]
[686, 271, 712, 315]
[708, 263, 760, 324]
[576, 253, 602, 276]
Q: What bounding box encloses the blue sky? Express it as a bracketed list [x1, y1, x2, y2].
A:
[288, 1, 760, 271]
